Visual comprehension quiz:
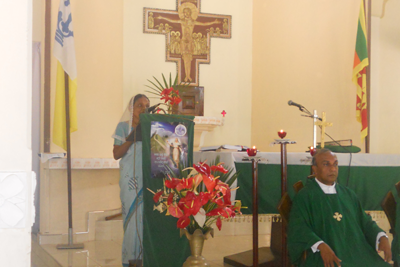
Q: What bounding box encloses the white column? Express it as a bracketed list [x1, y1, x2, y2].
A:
[0, 0, 34, 266]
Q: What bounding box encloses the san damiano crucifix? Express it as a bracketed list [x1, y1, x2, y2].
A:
[144, 0, 232, 86]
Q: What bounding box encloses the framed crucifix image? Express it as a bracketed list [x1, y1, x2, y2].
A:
[176, 86, 204, 116]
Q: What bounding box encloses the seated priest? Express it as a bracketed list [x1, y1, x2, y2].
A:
[288, 148, 391, 267]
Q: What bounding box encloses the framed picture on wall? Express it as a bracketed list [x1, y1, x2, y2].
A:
[176, 86, 204, 116]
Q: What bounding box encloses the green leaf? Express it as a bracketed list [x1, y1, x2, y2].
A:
[207, 155, 239, 187]
[144, 90, 162, 96]
[148, 80, 163, 92]
[152, 76, 165, 90]
[169, 73, 172, 88]
[173, 73, 178, 86]
[162, 73, 169, 89]
[144, 84, 163, 93]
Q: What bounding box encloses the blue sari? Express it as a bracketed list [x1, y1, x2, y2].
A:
[114, 122, 143, 267]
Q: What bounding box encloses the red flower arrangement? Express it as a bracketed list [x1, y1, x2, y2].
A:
[149, 161, 242, 234]
[145, 73, 183, 114]
[160, 87, 182, 107]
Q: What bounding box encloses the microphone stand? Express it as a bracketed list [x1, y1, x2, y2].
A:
[292, 105, 320, 149]
[313, 110, 318, 148]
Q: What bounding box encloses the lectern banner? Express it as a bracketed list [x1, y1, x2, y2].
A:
[150, 120, 190, 179]
[140, 114, 194, 267]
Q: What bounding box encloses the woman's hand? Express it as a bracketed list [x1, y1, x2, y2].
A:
[113, 141, 133, 160]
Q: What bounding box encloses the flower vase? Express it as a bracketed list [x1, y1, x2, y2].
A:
[170, 104, 179, 115]
[180, 228, 214, 267]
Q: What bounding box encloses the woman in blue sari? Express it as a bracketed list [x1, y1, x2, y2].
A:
[113, 94, 150, 267]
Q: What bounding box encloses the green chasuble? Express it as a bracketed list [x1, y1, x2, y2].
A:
[288, 178, 390, 267]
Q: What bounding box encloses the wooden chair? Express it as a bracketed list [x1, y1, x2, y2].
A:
[395, 181, 400, 197]
[381, 191, 399, 267]
[278, 180, 304, 224]
[293, 181, 304, 194]
[381, 191, 396, 235]
[277, 184, 307, 266]
[277, 192, 292, 226]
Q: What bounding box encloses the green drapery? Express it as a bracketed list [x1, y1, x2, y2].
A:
[141, 114, 194, 267]
[235, 162, 400, 214]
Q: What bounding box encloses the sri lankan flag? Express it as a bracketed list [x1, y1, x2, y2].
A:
[352, 0, 368, 140]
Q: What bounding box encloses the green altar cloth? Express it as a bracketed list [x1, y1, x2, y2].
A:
[235, 162, 400, 214]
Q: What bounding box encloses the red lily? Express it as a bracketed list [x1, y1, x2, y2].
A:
[216, 217, 222, 231]
[215, 182, 232, 205]
[167, 193, 174, 205]
[213, 192, 225, 206]
[168, 203, 183, 218]
[206, 207, 225, 217]
[199, 192, 211, 205]
[161, 95, 171, 103]
[223, 188, 232, 205]
[177, 215, 191, 229]
[165, 178, 181, 189]
[172, 97, 182, 105]
[203, 174, 217, 192]
[215, 181, 229, 195]
[192, 174, 203, 189]
[211, 165, 229, 174]
[161, 87, 173, 96]
[206, 206, 235, 218]
[193, 162, 211, 177]
[153, 190, 164, 203]
[179, 191, 202, 216]
[176, 177, 194, 192]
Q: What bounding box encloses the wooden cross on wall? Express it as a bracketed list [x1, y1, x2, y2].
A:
[143, 0, 232, 86]
[315, 112, 333, 148]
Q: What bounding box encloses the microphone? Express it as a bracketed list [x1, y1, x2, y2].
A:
[288, 100, 304, 111]
[146, 103, 161, 114]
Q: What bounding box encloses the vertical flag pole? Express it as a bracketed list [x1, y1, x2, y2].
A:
[44, 0, 51, 152]
[366, 0, 371, 153]
[53, 0, 81, 249]
[56, 72, 83, 249]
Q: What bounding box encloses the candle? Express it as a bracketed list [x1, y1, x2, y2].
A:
[278, 129, 287, 139]
[247, 146, 257, 157]
[310, 146, 317, 156]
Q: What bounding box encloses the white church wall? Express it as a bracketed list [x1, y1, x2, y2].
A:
[370, 16, 381, 154]
[0, 1, 34, 266]
[372, 0, 400, 154]
[252, 0, 366, 153]
[32, 0, 43, 43]
[123, 0, 253, 148]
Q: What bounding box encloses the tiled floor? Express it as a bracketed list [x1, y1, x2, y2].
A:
[32, 234, 270, 267]
[31, 212, 391, 266]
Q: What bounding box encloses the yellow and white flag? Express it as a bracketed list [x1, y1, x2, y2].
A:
[53, 0, 78, 150]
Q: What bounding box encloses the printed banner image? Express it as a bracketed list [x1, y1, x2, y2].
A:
[150, 121, 189, 178]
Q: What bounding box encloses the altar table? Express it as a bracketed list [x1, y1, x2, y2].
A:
[195, 152, 400, 214]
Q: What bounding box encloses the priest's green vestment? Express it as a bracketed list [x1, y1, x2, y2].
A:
[288, 178, 390, 267]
